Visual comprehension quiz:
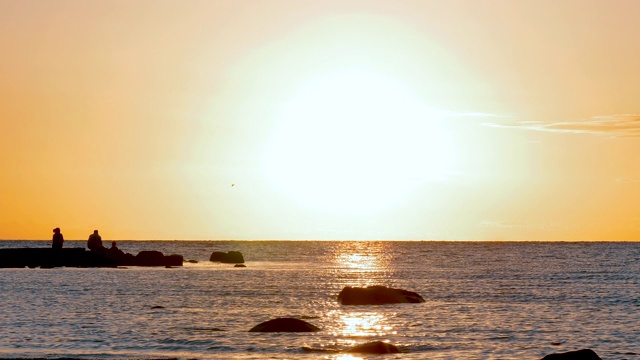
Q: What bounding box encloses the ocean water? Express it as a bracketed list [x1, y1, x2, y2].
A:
[0, 240, 638, 360]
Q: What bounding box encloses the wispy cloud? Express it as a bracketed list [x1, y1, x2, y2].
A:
[480, 220, 524, 229]
[483, 114, 640, 138]
[615, 177, 640, 184]
[480, 220, 564, 230]
[444, 111, 512, 119]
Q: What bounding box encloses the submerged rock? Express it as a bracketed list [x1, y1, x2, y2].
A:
[346, 341, 400, 354]
[248, 318, 321, 332]
[541, 349, 602, 360]
[302, 341, 401, 354]
[337, 285, 425, 305]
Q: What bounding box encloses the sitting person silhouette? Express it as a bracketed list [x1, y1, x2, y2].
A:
[107, 241, 126, 262]
[52, 228, 64, 250]
[87, 230, 104, 253]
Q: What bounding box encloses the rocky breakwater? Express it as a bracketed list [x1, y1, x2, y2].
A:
[0, 248, 183, 268]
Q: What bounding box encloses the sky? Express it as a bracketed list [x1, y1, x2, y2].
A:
[1, 0, 639, 241]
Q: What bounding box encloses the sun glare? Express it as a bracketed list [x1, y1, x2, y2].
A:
[334, 355, 364, 360]
[328, 311, 395, 337]
[262, 69, 456, 216]
[336, 253, 380, 271]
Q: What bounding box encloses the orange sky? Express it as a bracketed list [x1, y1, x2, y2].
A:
[2, 0, 639, 240]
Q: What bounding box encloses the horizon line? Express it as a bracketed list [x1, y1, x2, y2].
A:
[1, 239, 638, 243]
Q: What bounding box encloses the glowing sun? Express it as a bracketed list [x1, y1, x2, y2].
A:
[263, 69, 456, 216]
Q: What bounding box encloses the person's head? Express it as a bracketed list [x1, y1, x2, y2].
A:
[111, 241, 116, 247]
[93, 230, 99, 234]
[53, 228, 60, 233]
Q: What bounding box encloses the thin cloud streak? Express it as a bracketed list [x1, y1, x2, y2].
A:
[444, 111, 512, 119]
[615, 177, 640, 184]
[483, 114, 640, 138]
[480, 220, 564, 231]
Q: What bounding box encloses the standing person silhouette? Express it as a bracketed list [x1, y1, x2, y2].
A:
[52, 228, 64, 250]
[87, 230, 103, 252]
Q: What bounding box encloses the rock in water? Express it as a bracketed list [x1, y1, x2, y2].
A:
[134, 251, 183, 267]
[337, 285, 425, 305]
[224, 251, 244, 263]
[135, 251, 165, 266]
[541, 349, 602, 360]
[346, 341, 400, 354]
[248, 318, 321, 332]
[209, 250, 245, 263]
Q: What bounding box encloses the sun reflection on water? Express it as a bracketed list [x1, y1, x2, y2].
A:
[333, 355, 364, 360]
[329, 242, 397, 341]
[332, 241, 394, 287]
[337, 253, 379, 270]
[328, 311, 396, 337]
[332, 242, 391, 270]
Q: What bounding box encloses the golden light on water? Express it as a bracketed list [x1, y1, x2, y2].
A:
[336, 253, 380, 271]
[333, 242, 389, 270]
[332, 242, 392, 288]
[333, 312, 396, 337]
[334, 355, 364, 360]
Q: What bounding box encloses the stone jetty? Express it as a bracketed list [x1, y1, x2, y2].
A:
[0, 247, 183, 268]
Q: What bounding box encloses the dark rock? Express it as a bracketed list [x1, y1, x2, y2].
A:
[248, 317, 321, 332]
[164, 254, 184, 266]
[234, 264, 246, 267]
[186, 259, 198, 263]
[225, 251, 244, 263]
[136, 251, 166, 266]
[120, 253, 136, 265]
[541, 349, 602, 360]
[337, 285, 425, 305]
[209, 251, 227, 261]
[132, 251, 183, 267]
[209, 250, 245, 263]
[346, 341, 401, 354]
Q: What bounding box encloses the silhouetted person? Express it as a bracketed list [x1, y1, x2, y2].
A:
[87, 230, 103, 252]
[107, 241, 125, 262]
[52, 228, 64, 250]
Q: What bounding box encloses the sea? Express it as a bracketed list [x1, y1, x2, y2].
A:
[0, 240, 638, 360]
